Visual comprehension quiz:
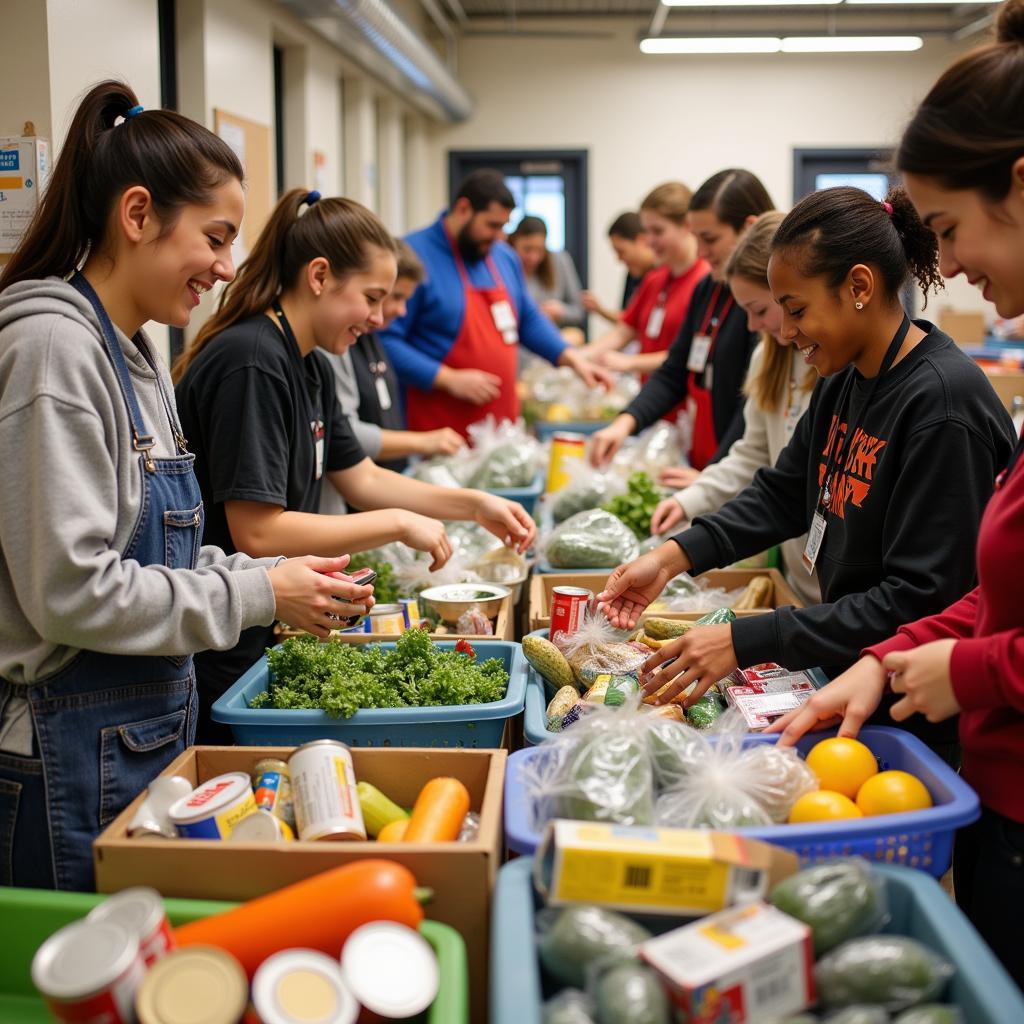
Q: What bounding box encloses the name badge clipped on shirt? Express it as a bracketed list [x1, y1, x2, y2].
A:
[784, 400, 803, 438]
[375, 375, 393, 411]
[687, 333, 712, 374]
[645, 303, 666, 339]
[311, 418, 325, 481]
[491, 300, 518, 345]
[802, 511, 826, 574]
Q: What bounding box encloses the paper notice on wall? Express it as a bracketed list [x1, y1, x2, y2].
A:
[0, 137, 50, 256]
[216, 120, 247, 259]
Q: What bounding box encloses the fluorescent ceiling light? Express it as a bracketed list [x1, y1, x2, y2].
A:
[782, 34, 923, 50]
[846, 0, 992, 5]
[641, 36, 782, 52]
[662, 0, 839, 6]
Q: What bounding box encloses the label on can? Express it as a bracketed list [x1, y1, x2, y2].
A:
[290, 741, 367, 841]
[546, 432, 587, 494]
[549, 586, 592, 642]
[44, 961, 145, 1024]
[252, 764, 296, 829]
[169, 773, 257, 840]
[399, 597, 421, 628]
[365, 605, 406, 635]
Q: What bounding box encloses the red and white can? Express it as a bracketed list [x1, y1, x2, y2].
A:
[87, 886, 175, 966]
[288, 739, 366, 841]
[549, 586, 593, 642]
[31, 919, 145, 1024]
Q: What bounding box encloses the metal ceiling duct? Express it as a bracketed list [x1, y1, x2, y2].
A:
[279, 0, 474, 122]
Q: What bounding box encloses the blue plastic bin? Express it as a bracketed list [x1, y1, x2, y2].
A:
[212, 639, 526, 747]
[490, 856, 1024, 1024]
[534, 419, 612, 440]
[504, 726, 979, 876]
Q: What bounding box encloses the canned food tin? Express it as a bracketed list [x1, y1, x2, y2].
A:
[251, 758, 296, 830]
[341, 922, 440, 1019]
[288, 740, 366, 841]
[31, 920, 145, 1024]
[87, 887, 175, 966]
[399, 597, 421, 628]
[128, 775, 194, 839]
[549, 585, 593, 642]
[228, 809, 295, 843]
[252, 949, 358, 1024]
[168, 772, 256, 840]
[135, 945, 249, 1024]
[546, 431, 587, 494]
[364, 603, 406, 634]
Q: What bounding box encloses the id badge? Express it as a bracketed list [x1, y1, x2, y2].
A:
[645, 304, 666, 339]
[784, 401, 802, 438]
[374, 375, 393, 411]
[314, 437, 324, 481]
[491, 300, 518, 344]
[687, 333, 712, 373]
[802, 511, 826, 574]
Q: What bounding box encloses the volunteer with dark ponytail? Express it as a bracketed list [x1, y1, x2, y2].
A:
[590, 169, 772, 482]
[600, 186, 1014, 758]
[0, 82, 370, 890]
[770, 0, 1024, 983]
[174, 189, 536, 741]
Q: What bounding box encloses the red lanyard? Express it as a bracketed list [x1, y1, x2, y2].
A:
[445, 227, 504, 293]
[697, 285, 735, 349]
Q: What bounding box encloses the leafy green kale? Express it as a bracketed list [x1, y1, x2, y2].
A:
[601, 471, 663, 540]
[249, 628, 509, 718]
[346, 557, 401, 605]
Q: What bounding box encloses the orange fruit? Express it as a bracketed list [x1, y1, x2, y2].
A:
[856, 770, 933, 816]
[788, 790, 864, 823]
[805, 737, 878, 799]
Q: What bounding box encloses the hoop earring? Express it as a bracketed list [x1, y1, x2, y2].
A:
[855, 301, 864, 310]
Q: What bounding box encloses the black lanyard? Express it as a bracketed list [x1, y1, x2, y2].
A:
[817, 315, 912, 511]
[272, 299, 323, 433]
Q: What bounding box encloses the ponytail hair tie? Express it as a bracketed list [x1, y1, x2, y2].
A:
[125, 105, 144, 119]
[304, 190, 321, 207]
[881, 201, 894, 216]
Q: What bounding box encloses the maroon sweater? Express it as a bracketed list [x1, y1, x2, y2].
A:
[866, 431, 1024, 821]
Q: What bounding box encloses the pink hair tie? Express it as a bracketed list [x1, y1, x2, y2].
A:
[881, 201, 894, 216]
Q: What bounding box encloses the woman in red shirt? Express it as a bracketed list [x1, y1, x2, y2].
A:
[771, 0, 1024, 984]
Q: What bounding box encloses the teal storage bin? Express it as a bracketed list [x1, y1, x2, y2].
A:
[404, 463, 544, 516]
[490, 856, 1024, 1024]
[211, 639, 526, 747]
[534, 419, 611, 440]
[0, 887, 468, 1024]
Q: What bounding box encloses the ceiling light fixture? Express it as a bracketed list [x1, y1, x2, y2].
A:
[845, 0, 992, 5]
[781, 34, 924, 50]
[640, 34, 924, 53]
[661, 0, 840, 7]
[640, 36, 783, 52]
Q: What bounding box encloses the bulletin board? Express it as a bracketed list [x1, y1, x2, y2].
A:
[214, 109, 272, 258]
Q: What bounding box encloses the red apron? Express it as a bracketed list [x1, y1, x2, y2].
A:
[405, 237, 519, 438]
[685, 285, 734, 471]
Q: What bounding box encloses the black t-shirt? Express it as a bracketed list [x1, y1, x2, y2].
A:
[175, 312, 366, 556]
[351, 332, 408, 473]
[624, 273, 757, 464]
[622, 270, 646, 311]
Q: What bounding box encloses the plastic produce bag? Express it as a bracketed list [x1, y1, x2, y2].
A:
[822, 1010, 891, 1024]
[407, 460, 464, 488]
[617, 421, 683, 478]
[815, 936, 954, 1012]
[553, 611, 648, 687]
[537, 904, 652, 988]
[466, 416, 541, 489]
[646, 716, 711, 788]
[552, 461, 628, 525]
[442, 522, 504, 563]
[738, 743, 820, 823]
[543, 990, 597, 1024]
[892, 1007, 964, 1024]
[650, 573, 745, 613]
[545, 509, 640, 569]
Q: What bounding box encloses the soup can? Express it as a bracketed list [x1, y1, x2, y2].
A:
[251, 757, 296, 830]
[32, 920, 145, 1024]
[364, 603, 406, 634]
[399, 597, 421, 628]
[549, 585, 593, 642]
[341, 922, 440, 1019]
[288, 739, 366, 841]
[253, 949, 358, 1024]
[135, 945, 249, 1024]
[87, 887, 175, 967]
[546, 431, 587, 494]
[168, 772, 256, 840]
[127, 775, 194, 839]
[228, 809, 295, 843]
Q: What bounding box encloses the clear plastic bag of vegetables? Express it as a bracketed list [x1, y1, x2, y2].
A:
[406, 458, 465, 488]
[465, 416, 541, 489]
[654, 710, 815, 829]
[614, 421, 684, 478]
[552, 610, 649, 687]
[551, 461, 628, 525]
[523, 704, 656, 829]
[545, 508, 640, 569]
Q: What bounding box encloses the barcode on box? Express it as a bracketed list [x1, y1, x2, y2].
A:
[753, 973, 796, 1006]
[730, 867, 766, 902]
[622, 864, 652, 889]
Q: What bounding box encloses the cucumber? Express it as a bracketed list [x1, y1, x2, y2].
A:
[893, 1006, 963, 1024]
[685, 691, 726, 730]
[542, 990, 597, 1024]
[537, 906, 651, 988]
[770, 860, 887, 955]
[695, 607, 736, 625]
[593, 962, 670, 1024]
[822, 1008, 890, 1024]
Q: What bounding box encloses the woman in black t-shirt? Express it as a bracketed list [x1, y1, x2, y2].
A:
[173, 189, 537, 740]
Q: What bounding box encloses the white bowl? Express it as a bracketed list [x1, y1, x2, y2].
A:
[419, 583, 511, 625]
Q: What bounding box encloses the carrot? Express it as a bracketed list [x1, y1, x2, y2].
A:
[376, 818, 409, 842]
[174, 860, 424, 976]
[403, 777, 470, 843]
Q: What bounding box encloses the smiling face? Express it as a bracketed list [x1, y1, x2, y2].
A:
[640, 209, 692, 266]
[313, 246, 397, 355]
[904, 168, 1024, 318]
[510, 231, 547, 275]
[133, 178, 244, 327]
[688, 209, 742, 281]
[729, 274, 784, 343]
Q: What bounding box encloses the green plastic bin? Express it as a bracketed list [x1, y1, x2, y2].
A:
[0, 887, 468, 1024]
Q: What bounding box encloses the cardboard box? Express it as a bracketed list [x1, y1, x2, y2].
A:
[938, 307, 987, 346]
[0, 136, 49, 255]
[641, 901, 815, 1024]
[983, 368, 1024, 414]
[528, 568, 802, 632]
[534, 820, 799, 917]
[93, 745, 505, 1021]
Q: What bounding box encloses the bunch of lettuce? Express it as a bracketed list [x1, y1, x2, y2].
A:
[601, 471, 663, 540]
[250, 628, 508, 718]
[346, 557, 401, 605]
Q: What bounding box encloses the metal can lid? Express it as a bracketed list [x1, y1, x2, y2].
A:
[253, 949, 358, 1024]
[552, 586, 594, 597]
[32, 919, 140, 999]
[368, 603, 403, 614]
[290, 738, 350, 759]
[551, 431, 588, 443]
[252, 758, 290, 775]
[341, 922, 439, 1018]
[87, 887, 166, 940]
[168, 772, 252, 825]
[135, 945, 248, 1024]
[228, 810, 294, 843]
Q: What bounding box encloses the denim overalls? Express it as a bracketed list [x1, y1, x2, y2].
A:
[0, 274, 202, 890]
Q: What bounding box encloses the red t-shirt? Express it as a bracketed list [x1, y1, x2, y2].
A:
[865, 432, 1024, 821]
[622, 259, 710, 357]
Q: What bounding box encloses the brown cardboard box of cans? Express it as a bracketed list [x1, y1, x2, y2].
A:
[93, 745, 505, 1021]
[528, 567, 802, 632]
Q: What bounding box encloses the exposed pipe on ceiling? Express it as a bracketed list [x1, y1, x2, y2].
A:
[278, 0, 474, 122]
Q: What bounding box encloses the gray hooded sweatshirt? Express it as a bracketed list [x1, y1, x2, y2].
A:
[0, 278, 280, 689]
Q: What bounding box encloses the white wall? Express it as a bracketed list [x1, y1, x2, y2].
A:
[426, 19, 991, 324]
